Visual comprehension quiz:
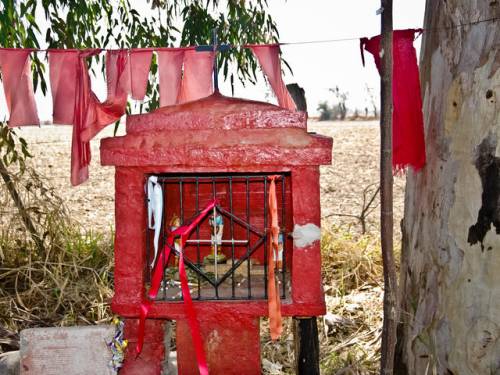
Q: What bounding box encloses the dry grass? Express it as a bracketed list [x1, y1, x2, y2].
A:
[258, 225, 385, 374]
[1, 120, 403, 373]
[0, 167, 114, 353]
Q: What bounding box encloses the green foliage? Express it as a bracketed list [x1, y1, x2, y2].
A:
[0, 121, 32, 172]
[0, 0, 282, 166]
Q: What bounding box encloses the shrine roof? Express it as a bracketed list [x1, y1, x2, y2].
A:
[101, 92, 332, 168]
[126, 92, 307, 134]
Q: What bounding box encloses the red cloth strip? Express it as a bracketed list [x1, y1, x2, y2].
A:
[248, 45, 296, 111]
[360, 29, 426, 172]
[157, 50, 185, 107]
[177, 49, 214, 104]
[129, 49, 153, 100]
[136, 200, 216, 375]
[0, 49, 39, 127]
[267, 176, 283, 340]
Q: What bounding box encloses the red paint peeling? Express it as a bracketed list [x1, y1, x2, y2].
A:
[102, 93, 332, 374]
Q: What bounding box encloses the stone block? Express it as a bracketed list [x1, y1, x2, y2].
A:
[20, 325, 115, 375]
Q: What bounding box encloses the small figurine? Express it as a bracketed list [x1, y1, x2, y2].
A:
[204, 211, 226, 265]
[275, 233, 284, 270]
[209, 212, 224, 245]
[147, 176, 163, 267]
[169, 214, 181, 267]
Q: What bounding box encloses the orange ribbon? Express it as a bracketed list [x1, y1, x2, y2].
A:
[267, 176, 283, 340]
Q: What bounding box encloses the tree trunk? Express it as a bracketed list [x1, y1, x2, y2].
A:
[397, 1, 500, 374]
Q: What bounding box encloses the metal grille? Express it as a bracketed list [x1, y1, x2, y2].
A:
[145, 173, 291, 301]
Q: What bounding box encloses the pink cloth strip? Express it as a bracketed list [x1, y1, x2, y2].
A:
[177, 49, 214, 104]
[80, 49, 130, 142]
[137, 200, 216, 375]
[157, 50, 185, 107]
[248, 45, 296, 111]
[129, 49, 153, 100]
[49, 50, 79, 125]
[0, 49, 39, 127]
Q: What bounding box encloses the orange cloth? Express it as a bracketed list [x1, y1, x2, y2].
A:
[268, 176, 283, 340]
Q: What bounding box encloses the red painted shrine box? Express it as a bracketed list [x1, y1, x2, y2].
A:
[100, 92, 332, 375]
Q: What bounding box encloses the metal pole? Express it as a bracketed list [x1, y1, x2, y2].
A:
[380, 1, 398, 374]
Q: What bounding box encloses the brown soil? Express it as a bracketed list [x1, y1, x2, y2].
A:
[16, 119, 404, 235]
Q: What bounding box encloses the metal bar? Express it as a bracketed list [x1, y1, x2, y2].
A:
[217, 206, 264, 237]
[195, 177, 201, 299]
[264, 177, 268, 298]
[179, 178, 184, 223]
[158, 175, 279, 182]
[246, 177, 252, 299]
[185, 240, 248, 244]
[145, 177, 151, 282]
[161, 179, 168, 300]
[281, 175, 287, 298]
[215, 236, 266, 287]
[229, 177, 235, 297]
[212, 177, 219, 299]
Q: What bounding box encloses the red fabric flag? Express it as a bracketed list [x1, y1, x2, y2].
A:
[129, 49, 153, 100]
[157, 49, 185, 107]
[177, 49, 214, 104]
[0, 49, 39, 127]
[360, 29, 426, 171]
[80, 49, 130, 142]
[49, 49, 130, 185]
[247, 44, 296, 111]
[49, 50, 79, 125]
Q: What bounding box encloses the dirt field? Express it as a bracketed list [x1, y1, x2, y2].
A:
[16, 119, 405, 236]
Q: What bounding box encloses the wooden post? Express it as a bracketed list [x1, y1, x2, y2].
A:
[294, 317, 320, 375]
[379, 1, 398, 375]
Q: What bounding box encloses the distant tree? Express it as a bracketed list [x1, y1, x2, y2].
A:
[365, 84, 379, 118]
[317, 101, 332, 121]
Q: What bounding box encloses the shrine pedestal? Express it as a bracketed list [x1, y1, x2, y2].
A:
[176, 314, 261, 375]
[121, 319, 166, 375]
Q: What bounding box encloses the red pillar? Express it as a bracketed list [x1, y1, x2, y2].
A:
[121, 318, 166, 375]
[176, 314, 261, 375]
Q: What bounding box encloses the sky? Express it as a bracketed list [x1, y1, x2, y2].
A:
[0, 1, 426, 121]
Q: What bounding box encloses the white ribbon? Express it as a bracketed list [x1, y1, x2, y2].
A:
[147, 176, 163, 267]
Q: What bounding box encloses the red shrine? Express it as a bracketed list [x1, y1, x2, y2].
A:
[100, 92, 332, 374]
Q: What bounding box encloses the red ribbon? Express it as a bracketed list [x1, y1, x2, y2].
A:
[136, 200, 216, 375]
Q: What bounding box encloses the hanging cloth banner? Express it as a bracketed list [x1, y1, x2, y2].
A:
[267, 176, 283, 340]
[157, 49, 185, 107]
[360, 29, 426, 172]
[129, 49, 153, 101]
[157, 48, 214, 107]
[247, 44, 296, 111]
[80, 49, 130, 142]
[49, 50, 79, 125]
[0, 48, 39, 127]
[49, 49, 132, 185]
[177, 49, 214, 104]
[137, 200, 216, 375]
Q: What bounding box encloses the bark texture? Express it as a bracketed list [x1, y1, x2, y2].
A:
[398, 1, 500, 374]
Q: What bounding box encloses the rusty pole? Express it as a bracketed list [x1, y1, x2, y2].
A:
[380, 1, 398, 374]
